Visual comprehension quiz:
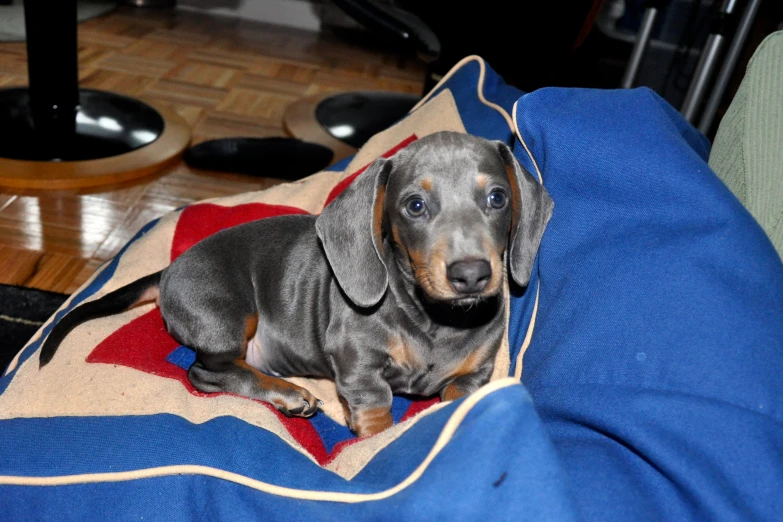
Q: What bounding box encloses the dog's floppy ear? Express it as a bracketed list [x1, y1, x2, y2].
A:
[496, 141, 554, 288]
[316, 158, 392, 308]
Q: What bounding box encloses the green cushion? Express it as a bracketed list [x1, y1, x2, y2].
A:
[709, 30, 783, 259]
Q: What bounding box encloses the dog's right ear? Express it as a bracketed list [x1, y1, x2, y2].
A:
[316, 158, 392, 308]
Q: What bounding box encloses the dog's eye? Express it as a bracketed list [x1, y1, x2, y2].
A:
[405, 198, 427, 218]
[488, 190, 507, 209]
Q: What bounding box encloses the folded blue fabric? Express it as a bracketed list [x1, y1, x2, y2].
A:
[512, 86, 783, 521]
[2, 58, 782, 521]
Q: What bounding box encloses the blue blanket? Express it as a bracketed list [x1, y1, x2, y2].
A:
[1, 57, 782, 521]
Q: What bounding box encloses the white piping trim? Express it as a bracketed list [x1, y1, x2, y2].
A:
[411, 55, 514, 133]
[511, 99, 544, 183]
[513, 286, 540, 380]
[0, 378, 520, 503]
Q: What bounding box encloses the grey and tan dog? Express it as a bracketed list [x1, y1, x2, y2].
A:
[39, 131, 553, 438]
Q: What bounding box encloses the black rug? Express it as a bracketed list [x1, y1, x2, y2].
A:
[0, 284, 68, 374]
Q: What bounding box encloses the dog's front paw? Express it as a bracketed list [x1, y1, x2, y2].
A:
[350, 407, 393, 438]
[269, 384, 321, 418]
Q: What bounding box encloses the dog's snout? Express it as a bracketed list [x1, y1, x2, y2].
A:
[447, 260, 492, 294]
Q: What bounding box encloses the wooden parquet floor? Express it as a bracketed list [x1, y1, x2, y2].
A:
[0, 7, 424, 294]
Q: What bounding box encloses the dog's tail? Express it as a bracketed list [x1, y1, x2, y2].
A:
[38, 271, 163, 368]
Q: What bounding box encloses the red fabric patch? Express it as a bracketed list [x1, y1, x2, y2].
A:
[276, 416, 330, 464]
[322, 134, 418, 208]
[86, 309, 191, 388]
[401, 396, 441, 422]
[171, 202, 310, 262]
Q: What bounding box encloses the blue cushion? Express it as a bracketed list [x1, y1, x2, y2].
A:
[512, 86, 783, 521]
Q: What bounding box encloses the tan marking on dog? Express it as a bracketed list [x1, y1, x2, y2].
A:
[476, 174, 489, 189]
[451, 349, 484, 379]
[406, 247, 427, 271]
[372, 185, 386, 255]
[244, 314, 258, 341]
[240, 313, 259, 359]
[393, 225, 474, 301]
[419, 178, 432, 191]
[444, 341, 496, 385]
[425, 237, 453, 296]
[392, 224, 451, 298]
[234, 359, 317, 415]
[506, 164, 521, 235]
[133, 285, 160, 308]
[388, 336, 420, 369]
[351, 407, 393, 438]
[234, 360, 296, 391]
[481, 237, 505, 297]
[439, 343, 497, 402]
[391, 224, 404, 253]
[409, 237, 456, 300]
[441, 382, 467, 402]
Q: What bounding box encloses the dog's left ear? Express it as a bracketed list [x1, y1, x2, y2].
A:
[495, 141, 554, 288]
[316, 158, 392, 308]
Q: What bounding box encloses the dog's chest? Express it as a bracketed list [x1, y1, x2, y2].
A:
[383, 334, 474, 396]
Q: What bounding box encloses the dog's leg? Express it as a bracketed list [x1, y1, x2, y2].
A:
[164, 294, 320, 417]
[338, 389, 394, 438]
[440, 360, 495, 402]
[329, 348, 394, 437]
[188, 353, 319, 418]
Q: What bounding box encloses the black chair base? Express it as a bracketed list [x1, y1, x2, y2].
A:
[183, 138, 334, 181]
[314, 91, 420, 149]
[0, 88, 165, 162]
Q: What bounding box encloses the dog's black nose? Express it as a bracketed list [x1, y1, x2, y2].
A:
[447, 260, 492, 294]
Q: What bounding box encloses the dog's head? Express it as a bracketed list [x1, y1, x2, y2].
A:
[316, 131, 554, 308]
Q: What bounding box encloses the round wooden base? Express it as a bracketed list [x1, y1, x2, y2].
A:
[283, 93, 358, 167]
[0, 100, 191, 191]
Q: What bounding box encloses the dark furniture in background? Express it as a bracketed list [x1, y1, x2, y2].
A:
[282, 0, 604, 159]
[0, 0, 190, 190]
[288, 0, 441, 153]
[393, 0, 606, 93]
